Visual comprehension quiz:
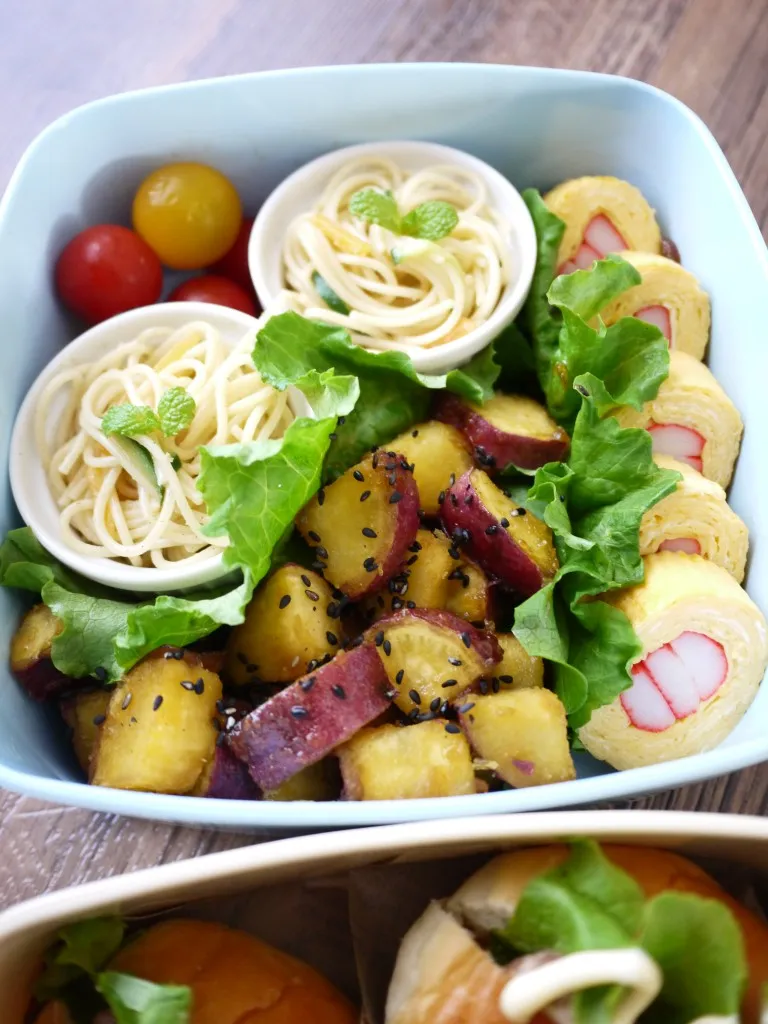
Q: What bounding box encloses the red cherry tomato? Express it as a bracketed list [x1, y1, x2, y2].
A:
[167, 274, 257, 316]
[55, 225, 164, 325]
[209, 216, 254, 291]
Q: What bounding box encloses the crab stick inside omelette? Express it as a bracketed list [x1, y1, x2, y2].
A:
[597, 251, 711, 358]
[579, 552, 768, 770]
[613, 350, 743, 488]
[640, 455, 748, 582]
[543, 176, 661, 274]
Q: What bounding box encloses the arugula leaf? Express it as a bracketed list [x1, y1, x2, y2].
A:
[639, 893, 746, 1022]
[35, 917, 126, 1001]
[348, 188, 402, 233]
[312, 271, 350, 315]
[97, 972, 191, 1023]
[157, 387, 196, 436]
[102, 404, 161, 438]
[253, 312, 498, 477]
[401, 200, 459, 240]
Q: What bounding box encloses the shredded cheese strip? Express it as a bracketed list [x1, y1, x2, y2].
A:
[280, 156, 514, 352]
[36, 320, 293, 569]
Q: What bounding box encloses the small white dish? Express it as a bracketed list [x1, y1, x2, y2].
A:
[9, 301, 310, 594]
[249, 140, 537, 375]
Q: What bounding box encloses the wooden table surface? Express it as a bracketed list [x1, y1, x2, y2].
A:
[0, 0, 766, 909]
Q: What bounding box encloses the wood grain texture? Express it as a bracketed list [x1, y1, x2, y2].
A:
[0, 0, 766, 908]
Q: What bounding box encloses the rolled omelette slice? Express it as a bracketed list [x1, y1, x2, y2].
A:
[640, 455, 748, 583]
[543, 175, 661, 273]
[579, 552, 768, 770]
[614, 349, 743, 488]
[597, 252, 711, 360]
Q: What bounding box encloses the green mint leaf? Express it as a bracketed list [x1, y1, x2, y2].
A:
[96, 971, 191, 1024]
[401, 200, 459, 240]
[640, 892, 747, 1022]
[312, 271, 351, 315]
[35, 917, 125, 1001]
[157, 387, 196, 437]
[348, 188, 402, 233]
[102, 404, 161, 438]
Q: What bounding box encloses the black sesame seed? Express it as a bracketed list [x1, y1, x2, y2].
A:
[406, 554, 419, 566]
[327, 602, 341, 618]
[464, 493, 474, 506]
[408, 540, 422, 553]
[181, 680, 195, 691]
[460, 631, 472, 648]
[363, 556, 378, 572]
[317, 488, 326, 506]
[165, 650, 178, 660]
[382, 639, 392, 656]
[448, 657, 462, 666]
[395, 668, 405, 684]
[94, 666, 107, 682]
[332, 684, 346, 700]
[370, 444, 379, 454]
[387, 471, 397, 486]
[279, 594, 291, 609]
[445, 722, 461, 734]
[300, 676, 316, 691]
[450, 492, 458, 507]
[448, 546, 460, 560]
[326, 630, 338, 646]
[449, 473, 456, 486]
[411, 429, 419, 437]
[316, 545, 329, 559]
[353, 469, 364, 482]
[216, 699, 226, 713]
[492, 677, 501, 693]
[400, 460, 411, 472]
[174, 650, 184, 660]
[93, 713, 106, 726]
[406, 600, 416, 609]
[291, 705, 309, 718]
[194, 678, 205, 695]
[458, 701, 475, 713]
[305, 589, 320, 602]
[374, 630, 385, 647]
[372, 453, 379, 469]
[385, 688, 398, 700]
[328, 432, 338, 441]
[474, 445, 496, 468]
[442, 678, 458, 689]
[349, 634, 364, 648]
[500, 517, 510, 528]
[479, 678, 490, 695]
[122, 692, 132, 710]
[485, 524, 498, 535]
[360, 490, 371, 502]
[430, 696, 442, 712]
[392, 598, 403, 611]
[153, 695, 163, 711]
[409, 689, 422, 705]
[440, 700, 450, 716]
[389, 491, 403, 504]
[560, 494, 566, 502]
[308, 530, 321, 543]
[362, 527, 377, 538]
[499, 674, 514, 684]
[246, 663, 259, 673]
[385, 461, 397, 471]
[514, 508, 527, 517]
[417, 508, 426, 520]
[338, 416, 346, 425]
[575, 383, 590, 397]
[311, 561, 327, 572]
[408, 707, 421, 721]
[301, 574, 311, 587]
[438, 490, 446, 505]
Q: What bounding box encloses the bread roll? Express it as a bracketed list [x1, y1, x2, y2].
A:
[640, 455, 748, 582]
[579, 552, 768, 769]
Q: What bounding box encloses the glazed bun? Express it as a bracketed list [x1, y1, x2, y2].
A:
[385, 845, 768, 1024]
[110, 919, 356, 1024]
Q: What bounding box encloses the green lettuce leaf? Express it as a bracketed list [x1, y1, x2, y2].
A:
[35, 917, 126, 1001]
[518, 188, 565, 383]
[253, 312, 499, 478]
[96, 972, 191, 1024]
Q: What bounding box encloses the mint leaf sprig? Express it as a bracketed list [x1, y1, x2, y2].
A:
[102, 387, 196, 439]
[348, 188, 459, 241]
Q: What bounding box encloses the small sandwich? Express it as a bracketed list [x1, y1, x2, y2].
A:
[30, 918, 356, 1024]
[386, 839, 768, 1023]
[579, 551, 768, 770]
[639, 454, 749, 582]
[597, 251, 711, 359]
[614, 349, 743, 488]
[543, 175, 661, 274]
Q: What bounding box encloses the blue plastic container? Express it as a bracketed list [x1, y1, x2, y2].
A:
[0, 64, 765, 828]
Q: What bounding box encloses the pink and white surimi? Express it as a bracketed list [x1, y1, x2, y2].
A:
[558, 214, 628, 274]
[648, 422, 705, 472]
[620, 631, 728, 732]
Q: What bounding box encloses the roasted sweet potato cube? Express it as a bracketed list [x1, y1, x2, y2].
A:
[369, 608, 500, 715]
[339, 720, 475, 799]
[386, 421, 473, 515]
[225, 564, 341, 685]
[494, 633, 544, 690]
[264, 759, 340, 801]
[442, 468, 558, 597]
[60, 689, 112, 773]
[228, 644, 392, 791]
[436, 392, 569, 472]
[296, 451, 420, 598]
[90, 653, 222, 794]
[459, 688, 575, 788]
[10, 603, 76, 701]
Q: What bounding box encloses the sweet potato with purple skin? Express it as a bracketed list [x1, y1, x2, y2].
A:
[386, 421, 473, 516]
[436, 392, 569, 472]
[442, 469, 558, 597]
[192, 743, 261, 800]
[367, 608, 501, 714]
[10, 604, 85, 701]
[228, 644, 392, 791]
[296, 451, 420, 599]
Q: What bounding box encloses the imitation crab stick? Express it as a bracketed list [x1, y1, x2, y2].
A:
[614, 350, 743, 488]
[543, 176, 661, 274]
[579, 552, 768, 770]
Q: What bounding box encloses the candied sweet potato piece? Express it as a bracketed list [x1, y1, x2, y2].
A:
[60, 689, 112, 773]
[296, 451, 419, 598]
[494, 633, 544, 690]
[228, 644, 391, 791]
[264, 759, 340, 801]
[339, 720, 475, 799]
[459, 688, 575, 788]
[191, 743, 261, 800]
[442, 469, 558, 597]
[436, 392, 569, 472]
[90, 652, 222, 794]
[369, 608, 501, 715]
[225, 564, 342, 685]
[10, 603, 78, 701]
[386, 421, 473, 515]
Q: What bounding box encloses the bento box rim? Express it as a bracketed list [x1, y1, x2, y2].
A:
[2, 810, 768, 943]
[0, 62, 766, 826]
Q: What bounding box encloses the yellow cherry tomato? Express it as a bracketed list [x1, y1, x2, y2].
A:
[132, 162, 242, 270]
